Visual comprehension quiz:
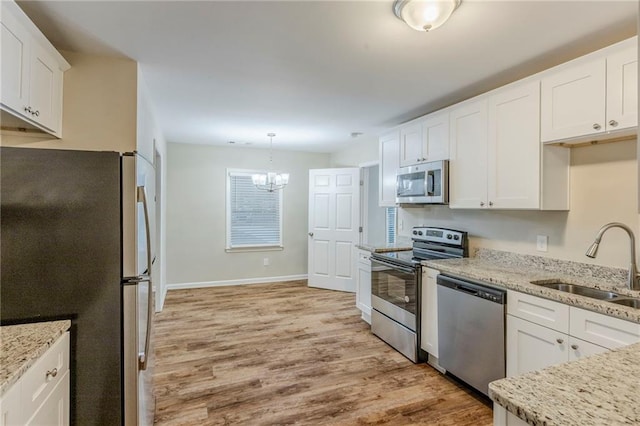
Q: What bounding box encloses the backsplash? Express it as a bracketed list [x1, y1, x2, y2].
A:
[474, 248, 629, 289]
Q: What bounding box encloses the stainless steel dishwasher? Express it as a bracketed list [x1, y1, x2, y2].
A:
[437, 274, 506, 397]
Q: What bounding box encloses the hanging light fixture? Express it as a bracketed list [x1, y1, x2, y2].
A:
[393, 0, 461, 32]
[252, 133, 289, 192]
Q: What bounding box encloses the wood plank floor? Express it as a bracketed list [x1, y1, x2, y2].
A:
[153, 281, 493, 425]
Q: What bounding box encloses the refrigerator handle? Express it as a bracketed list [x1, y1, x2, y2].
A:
[137, 185, 154, 371]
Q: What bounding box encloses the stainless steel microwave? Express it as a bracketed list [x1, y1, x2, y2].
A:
[396, 160, 449, 204]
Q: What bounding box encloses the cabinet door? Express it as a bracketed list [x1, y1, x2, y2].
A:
[540, 58, 606, 142]
[25, 371, 70, 426]
[399, 123, 423, 167]
[420, 268, 439, 357]
[449, 98, 488, 209]
[29, 42, 61, 131]
[356, 251, 372, 321]
[606, 47, 638, 131]
[488, 81, 540, 209]
[379, 131, 400, 207]
[421, 110, 449, 162]
[0, 6, 30, 114]
[568, 336, 608, 361]
[0, 379, 22, 426]
[506, 315, 567, 377]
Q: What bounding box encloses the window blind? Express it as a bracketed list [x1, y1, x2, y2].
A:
[386, 207, 396, 244]
[228, 172, 282, 248]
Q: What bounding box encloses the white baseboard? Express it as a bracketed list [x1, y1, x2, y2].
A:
[166, 274, 308, 291]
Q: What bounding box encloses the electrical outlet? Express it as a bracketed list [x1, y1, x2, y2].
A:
[536, 235, 548, 252]
[263, 257, 269, 266]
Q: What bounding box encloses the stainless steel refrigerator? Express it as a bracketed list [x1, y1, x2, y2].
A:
[1, 147, 156, 426]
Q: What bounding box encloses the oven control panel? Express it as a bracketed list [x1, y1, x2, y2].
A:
[412, 227, 466, 247]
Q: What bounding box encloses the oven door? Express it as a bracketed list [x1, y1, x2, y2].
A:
[370, 257, 419, 331]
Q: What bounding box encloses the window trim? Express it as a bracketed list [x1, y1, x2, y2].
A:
[226, 168, 284, 251]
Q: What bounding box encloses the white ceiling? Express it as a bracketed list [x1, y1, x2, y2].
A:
[17, 0, 638, 153]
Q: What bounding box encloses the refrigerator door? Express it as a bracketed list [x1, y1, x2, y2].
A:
[123, 153, 156, 426]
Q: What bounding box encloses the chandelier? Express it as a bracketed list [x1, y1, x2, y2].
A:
[252, 133, 289, 192]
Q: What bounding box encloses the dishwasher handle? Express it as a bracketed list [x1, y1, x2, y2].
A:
[437, 274, 506, 304]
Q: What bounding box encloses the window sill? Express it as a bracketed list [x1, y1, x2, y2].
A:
[225, 246, 284, 253]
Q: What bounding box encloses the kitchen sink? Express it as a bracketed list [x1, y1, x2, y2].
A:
[530, 280, 620, 300]
[609, 298, 640, 309]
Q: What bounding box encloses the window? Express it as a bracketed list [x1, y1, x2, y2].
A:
[386, 207, 396, 244]
[226, 169, 283, 250]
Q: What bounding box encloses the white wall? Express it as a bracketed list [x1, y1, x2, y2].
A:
[166, 142, 331, 286]
[331, 138, 638, 270]
[330, 137, 379, 167]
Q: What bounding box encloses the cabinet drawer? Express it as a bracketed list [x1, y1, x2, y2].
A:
[20, 332, 70, 416]
[507, 291, 569, 333]
[358, 250, 371, 264]
[570, 307, 640, 349]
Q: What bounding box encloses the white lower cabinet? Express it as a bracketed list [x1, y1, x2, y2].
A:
[0, 331, 70, 426]
[420, 268, 439, 358]
[355, 249, 372, 323]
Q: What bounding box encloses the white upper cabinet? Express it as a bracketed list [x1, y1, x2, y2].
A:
[541, 38, 637, 144]
[0, 0, 69, 137]
[379, 130, 400, 207]
[449, 97, 489, 209]
[399, 111, 449, 167]
[399, 122, 423, 167]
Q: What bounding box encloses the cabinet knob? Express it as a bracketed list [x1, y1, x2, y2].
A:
[608, 120, 618, 127]
[489, 201, 494, 207]
[46, 367, 58, 379]
[308, 232, 314, 237]
[556, 338, 564, 344]
[571, 344, 579, 350]
[417, 158, 421, 162]
[33, 110, 40, 117]
[480, 202, 485, 207]
[593, 123, 601, 130]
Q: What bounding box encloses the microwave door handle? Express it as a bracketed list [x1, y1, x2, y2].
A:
[426, 172, 435, 195]
[136, 185, 153, 371]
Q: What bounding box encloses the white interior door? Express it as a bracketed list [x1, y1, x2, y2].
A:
[308, 168, 360, 292]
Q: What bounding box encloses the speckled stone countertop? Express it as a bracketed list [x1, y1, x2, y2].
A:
[489, 342, 640, 425]
[423, 249, 640, 324]
[355, 238, 412, 253]
[423, 248, 640, 425]
[0, 320, 71, 396]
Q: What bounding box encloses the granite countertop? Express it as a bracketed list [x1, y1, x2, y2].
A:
[423, 248, 640, 425]
[423, 253, 640, 324]
[489, 342, 640, 425]
[0, 320, 71, 396]
[355, 238, 413, 253]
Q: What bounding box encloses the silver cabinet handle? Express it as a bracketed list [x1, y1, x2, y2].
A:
[593, 123, 601, 130]
[308, 232, 314, 237]
[480, 201, 485, 207]
[609, 120, 618, 127]
[417, 158, 421, 163]
[136, 186, 153, 371]
[46, 368, 58, 379]
[34, 110, 39, 117]
[556, 338, 564, 344]
[489, 201, 494, 207]
[571, 344, 579, 350]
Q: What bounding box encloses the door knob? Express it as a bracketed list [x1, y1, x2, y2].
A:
[308, 232, 314, 237]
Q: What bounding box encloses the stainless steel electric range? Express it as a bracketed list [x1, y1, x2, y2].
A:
[370, 227, 468, 362]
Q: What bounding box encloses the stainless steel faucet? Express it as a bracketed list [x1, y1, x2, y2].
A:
[585, 222, 640, 291]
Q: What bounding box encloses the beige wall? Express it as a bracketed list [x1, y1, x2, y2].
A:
[166, 142, 331, 285]
[331, 138, 638, 270]
[1, 51, 137, 152]
[330, 136, 379, 167]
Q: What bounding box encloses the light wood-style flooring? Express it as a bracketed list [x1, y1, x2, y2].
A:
[153, 280, 493, 425]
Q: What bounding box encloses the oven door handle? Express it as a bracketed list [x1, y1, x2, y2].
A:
[371, 257, 416, 274]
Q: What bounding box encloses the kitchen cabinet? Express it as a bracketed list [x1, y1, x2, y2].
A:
[450, 81, 569, 210]
[1, 331, 70, 426]
[398, 111, 449, 167]
[506, 290, 640, 378]
[541, 38, 637, 143]
[379, 130, 400, 207]
[355, 249, 372, 323]
[0, 0, 69, 137]
[420, 268, 439, 358]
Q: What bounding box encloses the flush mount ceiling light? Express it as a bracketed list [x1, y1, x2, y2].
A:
[393, 0, 461, 32]
[252, 133, 289, 192]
